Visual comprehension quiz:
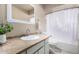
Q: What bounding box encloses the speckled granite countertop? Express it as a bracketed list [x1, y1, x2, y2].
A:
[0, 34, 49, 54]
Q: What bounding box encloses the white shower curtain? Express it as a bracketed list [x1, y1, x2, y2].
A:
[46, 8, 79, 45]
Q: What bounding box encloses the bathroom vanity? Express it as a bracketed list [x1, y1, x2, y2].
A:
[21, 39, 49, 54]
[0, 34, 49, 54]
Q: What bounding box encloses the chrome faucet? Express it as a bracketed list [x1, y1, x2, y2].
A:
[26, 28, 30, 36]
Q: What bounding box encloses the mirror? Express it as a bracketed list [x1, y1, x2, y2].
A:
[7, 4, 35, 24]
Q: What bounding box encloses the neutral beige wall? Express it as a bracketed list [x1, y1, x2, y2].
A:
[0, 4, 7, 24]
[32, 5, 46, 32]
[44, 4, 79, 14]
[6, 23, 36, 37]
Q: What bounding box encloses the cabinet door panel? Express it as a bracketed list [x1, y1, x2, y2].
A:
[45, 44, 49, 54]
[27, 41, 44, 54]
[39, 47, 44, 54]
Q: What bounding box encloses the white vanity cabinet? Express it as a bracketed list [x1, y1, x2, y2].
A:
[26, 39, 49, 54]
[27, 41, 45, 54]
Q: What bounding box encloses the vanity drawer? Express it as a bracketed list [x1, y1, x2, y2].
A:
[27, 41, 44, 54]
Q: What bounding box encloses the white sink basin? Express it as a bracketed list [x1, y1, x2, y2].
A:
[20, 35, 40, 40]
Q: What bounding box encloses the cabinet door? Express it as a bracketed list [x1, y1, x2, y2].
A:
[39, 46, 44, 54]
[45, 44, 49, 54]
[27, 41, 44, 54]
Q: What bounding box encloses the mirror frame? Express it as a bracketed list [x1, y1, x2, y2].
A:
[7, 4, 35, 24]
